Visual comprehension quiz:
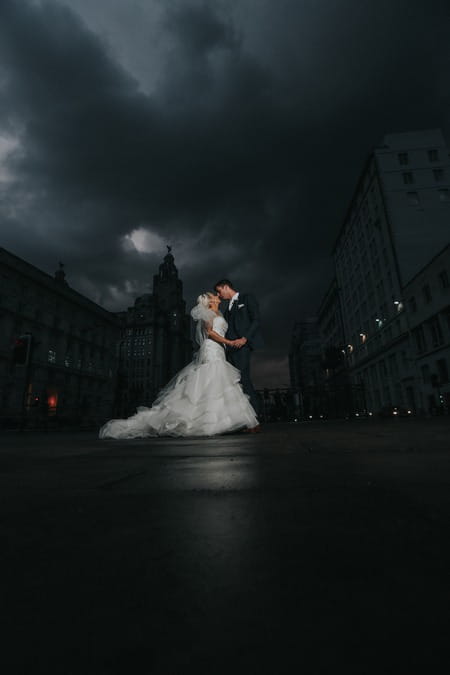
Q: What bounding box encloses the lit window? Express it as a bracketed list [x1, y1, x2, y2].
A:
[48, 349, 56, 364]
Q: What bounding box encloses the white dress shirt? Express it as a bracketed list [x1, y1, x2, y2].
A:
[228, 292, 239, 311]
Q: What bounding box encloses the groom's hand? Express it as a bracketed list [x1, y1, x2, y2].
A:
[234, 337, 248, 349]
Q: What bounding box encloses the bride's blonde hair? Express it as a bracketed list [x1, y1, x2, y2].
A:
[196, 292, 216, 308]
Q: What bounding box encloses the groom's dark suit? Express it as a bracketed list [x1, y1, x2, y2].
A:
[223, 292, 263, 415]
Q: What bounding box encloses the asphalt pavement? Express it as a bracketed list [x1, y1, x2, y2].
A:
[1, 418, 450, 674]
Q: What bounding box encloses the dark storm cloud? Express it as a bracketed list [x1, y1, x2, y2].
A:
[0, 0, 449, 385]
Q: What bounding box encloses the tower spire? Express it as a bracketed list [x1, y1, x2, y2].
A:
[159, 245, 178, 280]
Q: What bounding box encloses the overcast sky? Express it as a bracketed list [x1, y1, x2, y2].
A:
[1, 0, 449, 386]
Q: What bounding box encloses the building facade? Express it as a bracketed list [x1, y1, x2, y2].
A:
[0, 248, 120, 428]
[114, 248, 193, 417]
[289, 318, 323, 418]
[316, 277, 346, 377]
[403, 245, 450, 414]
[290, 129, 450, 418]
[329, 129, 449, 415]
[0, 247, 193, 427]
[289, 318, 322, 390]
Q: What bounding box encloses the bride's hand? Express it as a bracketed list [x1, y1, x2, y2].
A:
[233, 337, 247, 349]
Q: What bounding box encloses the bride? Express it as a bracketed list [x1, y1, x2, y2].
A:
[99, 292, 259, 438]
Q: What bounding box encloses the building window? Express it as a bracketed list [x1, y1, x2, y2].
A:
[398, 152, 409, 165]
[413, 325, 426, 353]
[445, 308, 450, 332]
[422, 284, 432, 303]
[436, 358, 449, 384]
[48, 349, 56, 364]
[433, 168, 444, 182]
[407, 191, 420, 206]
[428, 316, 443, 347]
[428, 149, 439, 162]
[408, 297, 417, 313]
[438, 270, 449, 289]
[438, 189, 449, 202]
[403, 172, 414, 185]
[421, 364, 430, 384]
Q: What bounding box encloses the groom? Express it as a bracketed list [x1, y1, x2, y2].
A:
[214, 279, 263, 428]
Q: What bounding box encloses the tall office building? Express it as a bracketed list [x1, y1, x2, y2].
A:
[316, 277, 346, 376]
[403, 245, 450, 413]
[332, 129, 450, 413]
[289, 318, 322, 392]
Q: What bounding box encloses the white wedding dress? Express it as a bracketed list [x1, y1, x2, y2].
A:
[99, 315, 258, 439]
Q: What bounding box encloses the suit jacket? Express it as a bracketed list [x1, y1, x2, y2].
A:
[223, 292, 264, 349]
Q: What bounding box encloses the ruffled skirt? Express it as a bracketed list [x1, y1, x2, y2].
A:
[99, 346, 258, 438]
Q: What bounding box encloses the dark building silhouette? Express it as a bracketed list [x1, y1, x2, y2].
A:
[289, 318, 323, 418]
[402, 244, 450, 415]
[114, 248, 193, 417]
[291, 129, 450, 419]
[331, 129, 449, 415]
[289, 318, 322, 391]
[0, 246, 193, 427]
[0, 248, 120, 428]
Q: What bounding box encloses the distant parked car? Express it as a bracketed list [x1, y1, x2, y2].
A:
[378, 405, 413, 418]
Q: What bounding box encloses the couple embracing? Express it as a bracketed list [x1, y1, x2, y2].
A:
[99, 280, 263, 439]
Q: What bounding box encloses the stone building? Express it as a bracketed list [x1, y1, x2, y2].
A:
[114, 248, 193, 417]
[0, 248, 120, 428]
[288, 318, 323, 417]
[289, 318, 322, 390]
[316, 277, 346, 377]
[403, 244, 450, 414]
[314, 277, 365, 417]
[331, 128, 450, 414]
[290, 129, 450, 418]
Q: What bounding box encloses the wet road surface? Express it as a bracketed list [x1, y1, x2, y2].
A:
[1, 419, 449, 673]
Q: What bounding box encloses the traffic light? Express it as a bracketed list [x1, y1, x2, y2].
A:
[12, 334, 32, 366]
